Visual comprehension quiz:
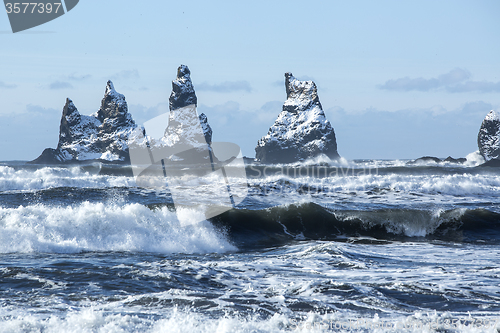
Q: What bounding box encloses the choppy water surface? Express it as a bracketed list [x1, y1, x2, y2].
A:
[0, 159, 499, 332]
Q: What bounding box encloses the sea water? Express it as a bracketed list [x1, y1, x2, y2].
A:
[0, 159, 499, 332]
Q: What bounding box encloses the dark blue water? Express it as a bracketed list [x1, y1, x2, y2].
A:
[0, 160, 499, 332]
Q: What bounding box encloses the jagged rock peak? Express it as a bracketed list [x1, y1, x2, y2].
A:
[283, 72, 321, 113]
[161, 65, 212, 146]
[178, 64, 191, 78]
[478, 110, 500, 161]
[255, 73, 339, 164]
[62, 98, 80, 123]
[104, 80, 125, 102]
[97, 80, 128, 122]
[31, 81, 139, 164]
[485, 110, 500, 122]
[57, 98, 81, 149]
[170, 64, 197, 110]
[56, 97, 100, 160]
[106, 80, 114, 93]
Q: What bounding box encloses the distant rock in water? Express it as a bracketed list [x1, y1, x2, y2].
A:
[412, 156, 442, 164]
[443, 156, 467, 164]
[409, 156, 466, 164]
[478, 110, 500, 161]
[255, 73, 339, 163]
[31, 66, 215, 166]
[31, 81, 138, 164]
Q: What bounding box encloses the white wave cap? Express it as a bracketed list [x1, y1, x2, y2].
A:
[0, 203, 236, 254]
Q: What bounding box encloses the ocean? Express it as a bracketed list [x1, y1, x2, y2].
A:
[0, 157, 499, 332]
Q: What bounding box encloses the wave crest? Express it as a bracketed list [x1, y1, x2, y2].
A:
[0, 202, 235, 254]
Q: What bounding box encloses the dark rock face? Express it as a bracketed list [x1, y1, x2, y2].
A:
[199, 113, 213, 145]
[478, 158, 500, 167]
[409, 156, 466, 164]
[31, 67, 215, 165]
[31, 81, 137, 164]
[127, 65, 215, 167]
[255, 73, 339, 164]
[31, 148, 70, 164]
[478, 110, 500, 161]
[169, 65, 198, 111]
[94, 81, 137, 162]
[413, 156, 443, 164]
[164, 65, 212, 145]
[58, 98, 89, 149]
[444, 156, 467, 164]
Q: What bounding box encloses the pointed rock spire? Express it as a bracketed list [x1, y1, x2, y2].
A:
[169, 64, 197, 111]
[255, 73, 339, 163]
[57, 98, 81, 149]
[283, 72, 322, 113]
[97, 80, 128, 122]
[163, 65, 212, 145]
[105, 80, 115, 95]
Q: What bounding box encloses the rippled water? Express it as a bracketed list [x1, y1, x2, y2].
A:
[0, 159, 499, 332]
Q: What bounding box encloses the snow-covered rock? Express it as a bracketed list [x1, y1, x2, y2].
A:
[128, 65, 214, 167]
[255, 73, 340, 163]
[164, 65, 212, 145]
[92, 81, 138, 162]
[31, 81, 138, 164]
[32, 66, 214, 165]
[478, 110, 500, 161]
[57, 98, 100, 150]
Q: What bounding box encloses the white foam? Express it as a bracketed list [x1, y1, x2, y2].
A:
[0, 242, 499, 332]
[464, 150, 486, 167]
[0, 166, 134, 192]
[247, 171, 500, 208]
[0, 309, 498, 333]
[0, 203, 236, 254]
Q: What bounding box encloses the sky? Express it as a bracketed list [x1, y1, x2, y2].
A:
[1, 0, 499, 161]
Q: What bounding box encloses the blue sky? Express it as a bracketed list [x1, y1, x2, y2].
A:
[1, 0, 499, 160]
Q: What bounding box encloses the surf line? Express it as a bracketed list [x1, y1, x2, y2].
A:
[248, 165, 379, 178]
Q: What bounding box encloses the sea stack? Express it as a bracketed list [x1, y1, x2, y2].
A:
[31, 81, 138, 164]
[133, 65, 215, 166]
[255, 73, 339, 163]
[163, 65, 212, 146]
[478, 110, 500, 161]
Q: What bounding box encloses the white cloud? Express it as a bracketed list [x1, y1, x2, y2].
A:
[67, 73, 92, 81]
[381, 68, 500, 93]
[196, 81, 252, 93]
[49, 81, 73, 89]
[326, 101, 498, 159]
[109, 69, 140, 81]
[380, 68, 471, 92]
[127, 103, 169, 125]
[447, 81, 500, 93]
[0, 81, 16, 89]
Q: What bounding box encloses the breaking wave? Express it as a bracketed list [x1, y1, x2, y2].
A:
[210, 202, 500, 248]
[0, 165, 133, 192]
[0, 202, 235, 254]
[1, 201, 499, 254]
